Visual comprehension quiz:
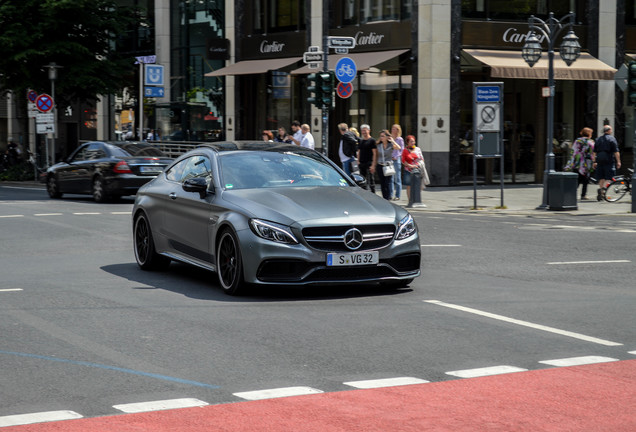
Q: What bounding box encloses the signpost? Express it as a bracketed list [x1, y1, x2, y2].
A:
[473, 82, 505, 209]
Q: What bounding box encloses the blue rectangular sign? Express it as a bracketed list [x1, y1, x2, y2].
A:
[475, 86, 501, 103]
[145, 64, 164, 86]
[144, 86, 165, 98]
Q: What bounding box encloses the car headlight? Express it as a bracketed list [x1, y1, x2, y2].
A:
[250, 219, 298, 244]
[396, 214, 417, 240]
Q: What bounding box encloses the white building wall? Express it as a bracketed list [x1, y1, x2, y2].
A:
[598, 0, 617, 133]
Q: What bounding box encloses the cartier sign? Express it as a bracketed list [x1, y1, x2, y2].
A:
[462, 21, 586, 48]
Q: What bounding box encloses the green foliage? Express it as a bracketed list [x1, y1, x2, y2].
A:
[0, 163, 36, 181]
[0, 0, 143, 105]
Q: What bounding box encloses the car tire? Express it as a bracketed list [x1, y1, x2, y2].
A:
[47, 175, 62, 198]
[134, 213, 170, 270]
[216, 228, 245, 295]
[92, 176, 109, 203]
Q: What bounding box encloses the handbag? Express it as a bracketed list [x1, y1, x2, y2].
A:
[382, 163, 396, 176]
[380, 145, 395, 176]
[418, 160, 430, 186]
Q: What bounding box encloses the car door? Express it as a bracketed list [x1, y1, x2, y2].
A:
[162, 155, 214, 264]
[77, 143, 108, 193]
[57, 145, 89, 193]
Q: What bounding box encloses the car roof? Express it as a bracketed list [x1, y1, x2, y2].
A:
[196, 141, 313, 154]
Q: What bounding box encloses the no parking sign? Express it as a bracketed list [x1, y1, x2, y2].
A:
[336, 82, 353, 99]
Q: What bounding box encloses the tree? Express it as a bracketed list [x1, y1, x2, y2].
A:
[0, 0, 144, 106]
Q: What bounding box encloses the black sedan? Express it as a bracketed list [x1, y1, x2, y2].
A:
[46, 141, 173, 202]
[132, 142, 421, 295]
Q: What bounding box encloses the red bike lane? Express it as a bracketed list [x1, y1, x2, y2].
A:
[4, 359, 636, 431]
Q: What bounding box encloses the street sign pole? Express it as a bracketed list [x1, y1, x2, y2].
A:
[322, 34, 329, 156]
[139, 61, 144, 141]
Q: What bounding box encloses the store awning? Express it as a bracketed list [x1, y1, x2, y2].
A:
[290, 49, 409, 75]
[205, 57, 302, 77]
[463, 49, 617, 81]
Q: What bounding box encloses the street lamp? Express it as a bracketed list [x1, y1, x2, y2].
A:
[521, 12, 581, 209]
[44, 62, 63, 166]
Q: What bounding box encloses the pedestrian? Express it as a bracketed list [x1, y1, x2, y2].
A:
[401, 135, 427, 208]
[338, 123, 358, 176]
[357, 124, 377, 193]
[146, 129, 156, 141]
[261, 130, 274, 142]
[564, 127, 595, 200]
[288, 120, 303, 146]
[390, 124, 405, 200]
[299, 124, 315, 149]
[593, 125, 621, 201]
[376, 129, 398, 200]
[274, 127, 292, 143]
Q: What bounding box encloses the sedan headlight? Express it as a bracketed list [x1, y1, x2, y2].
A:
[250, 219, 298, 244]
[396, 214, 417, 240]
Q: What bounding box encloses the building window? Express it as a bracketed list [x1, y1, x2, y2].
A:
[337, 0, 412, 26]
[250, 0, 305, 33]
[627, 0, 636, 25]
[462, 0, 586, 23]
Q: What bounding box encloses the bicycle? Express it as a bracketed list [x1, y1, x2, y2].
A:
[603, 168, 633, 202]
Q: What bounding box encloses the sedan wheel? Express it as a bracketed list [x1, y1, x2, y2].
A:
[216, 229, 244, 295]
[92, 176, 108, 203]
[134, 214, 169, 270]
[47, 175, 62, 198]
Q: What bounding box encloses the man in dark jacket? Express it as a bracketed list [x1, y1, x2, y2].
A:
[338, 123, 358, 176]
[593, 125, 621, 200]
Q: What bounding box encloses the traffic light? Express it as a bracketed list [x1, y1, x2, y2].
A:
[307, 73, 323, 109]
[628, 61, 636, 106]
[319, 71, 335, 109]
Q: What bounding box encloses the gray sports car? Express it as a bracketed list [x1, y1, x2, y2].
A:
[132, 142, 421, 295]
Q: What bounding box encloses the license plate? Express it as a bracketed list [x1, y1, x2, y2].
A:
[326, 251, 379, 266]
[140, 166, 163, 174]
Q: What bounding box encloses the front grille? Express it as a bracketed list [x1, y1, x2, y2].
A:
[302, 224, 395, 252]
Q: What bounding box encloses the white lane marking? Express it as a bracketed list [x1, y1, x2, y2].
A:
[425, 300, 623, 347]
[0, 215, 24, 218]
[0, 410, 83, 427]
[629, 351, 636, 355]
[233, 386, 323, 401]
[446, 365, 527, 379]
[547, 260, 630, 265]
[344, 377, 429, 389]
[113, 398, 208, 414]
[538, 356, 618, 367]
[111, 211, 131, 215]
[34, 213, 63, 216]
[0, 288, 23, 292]
[72, 212, 101, 215]
[421, 244, 462, 247]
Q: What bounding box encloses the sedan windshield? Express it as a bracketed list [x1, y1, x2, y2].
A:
[219, 151, 351, 190]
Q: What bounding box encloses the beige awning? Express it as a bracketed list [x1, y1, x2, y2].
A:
[205, 57, 302, 77]
[290, 49, 408, 75]
[463, 49, 617, 81]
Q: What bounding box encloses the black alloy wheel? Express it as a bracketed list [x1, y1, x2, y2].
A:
[47, 175, 62, 198]
[134, 213, 169, 270]
[216, 229, 244, 295]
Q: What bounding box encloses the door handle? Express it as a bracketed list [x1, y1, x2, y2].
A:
[169, 192, 177, 200]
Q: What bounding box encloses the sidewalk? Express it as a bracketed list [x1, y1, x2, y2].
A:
[2, 180, 634, 216]
[395, 184, 635, 215]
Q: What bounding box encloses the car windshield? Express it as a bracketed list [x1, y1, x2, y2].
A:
[219, 151, 351, 190]
[108, 143, 167, 157]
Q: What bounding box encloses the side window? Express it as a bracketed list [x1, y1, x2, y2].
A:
[165, 158, 188, 182]
[181, 156, 212, 183]
[70, 146, 88, 162]
[85, 143, 106, 160]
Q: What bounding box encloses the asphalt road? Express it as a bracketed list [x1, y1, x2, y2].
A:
[1, 184, 635, 428]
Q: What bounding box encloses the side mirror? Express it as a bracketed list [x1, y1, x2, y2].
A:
[182, 177, 209, 199]
[351, 173, 368, 189]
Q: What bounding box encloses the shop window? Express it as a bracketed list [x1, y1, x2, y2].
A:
[338, 0, 411, 25]
[628, 0, 636, 26]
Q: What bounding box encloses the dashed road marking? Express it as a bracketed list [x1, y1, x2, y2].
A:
[0, 288, 23, 292]
[421, 244, 462, 247]
[344, 377, 429, 389]
[0, 410, 83, 427]
[446, 365, 528, 378]
[547, 259, 631, 265]
[425, 300, 623, 347]
[233, 386, 323, 401]
[0, 215, 24, 218]
[34, 213, 63, 216]
[113, 398, 209, 414]
[72, 212, 101, 215]
[538, 356, 619, 367]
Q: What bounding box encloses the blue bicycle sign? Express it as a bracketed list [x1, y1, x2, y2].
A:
[335, 57, 357, 84]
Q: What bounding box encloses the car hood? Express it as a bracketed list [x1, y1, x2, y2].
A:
[222, 187, 402, 226]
